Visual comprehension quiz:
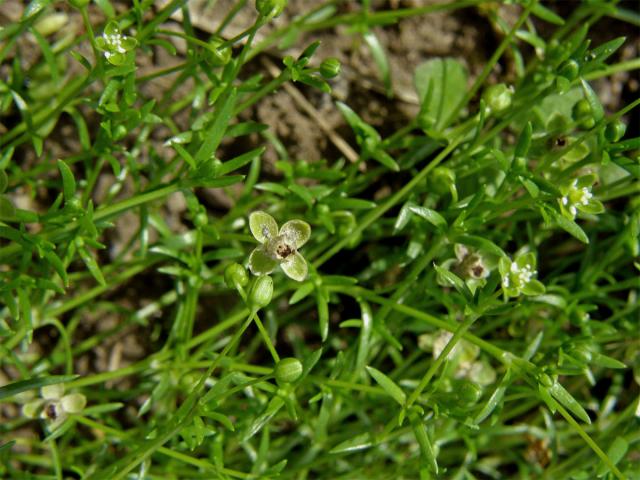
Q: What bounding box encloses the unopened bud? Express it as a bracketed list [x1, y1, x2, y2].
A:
[320, 58, 341, 79]
[224, 263, 249, 290]
[249, 275, 273, 308]
[274, 357, 303, 384]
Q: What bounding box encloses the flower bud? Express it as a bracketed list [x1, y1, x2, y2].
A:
[572, 99, 595, 129]
[320, 58, 341, 79]
[457, 380, 482, 404]
[206, 38, 232, 67]
[224, 263, 249, 290]
[249, 275, 273, 309]
[429, 167, 456, 196]
[604, 120, 626, 143]
[274, 357, 303, 384]
[559, 59, 580, 81]
[67, 196, 83, 211]
[538, 372, 554, 388]
[483, 83, 513, 114]
[194, 207, 208, 228]
[255, 0, 287, 18]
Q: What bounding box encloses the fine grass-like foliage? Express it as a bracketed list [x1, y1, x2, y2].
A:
[1, 1, 639, 479]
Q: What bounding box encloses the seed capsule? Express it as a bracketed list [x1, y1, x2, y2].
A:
[249, 275, 273, 309]
[274, 357, 303, 385]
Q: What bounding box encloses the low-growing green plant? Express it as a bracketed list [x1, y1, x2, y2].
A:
[0, 0, 639, 479]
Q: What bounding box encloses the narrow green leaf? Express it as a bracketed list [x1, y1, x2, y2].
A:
[0, 170, 7, 193]
[453, 234, 507, 258]
[408, 204, 447, 229]
[580, 78, 604, 122]
[433, 264, 472, 300]
[0, 375, 78, 401]
[590, 353, 626, 369]
[299, 348, 323, 383]
[316, 288, 329, 341]
[538, 384, 559, 414]
[531, 3, 564, 25]
[414, 58, 467, 130]
[549, 381, 591, 424]
[78, 245, 107, 286]
[410, 418, 438, 473]
[329, 433, 373, 454]
[225, 121, 268, 137]
[328, 198, 377, 210]
[363, 31, 392, 96]
[254, 182, 290, 196]
[18, 287, 33, 341]
[596, 436, 628, 477]
[57, 159, 76, 202]
[44, 250, 68, 287]
[0, 195, 16, 219]
[182, 174, 245, 189]
[194, 88, 237, 165]
[552, 210, 589, 243]
[216, 147, 264, 177]
[22, 0, 49, 20]
[30, 27, 59, 83]
[244, 396, 285, 441]
[355, 300, 373, 373]
[394, 202, 412, 233]
[289, 282, 314, 305]
[514, 122, 532, 159]
[474, 369, 511, 424]
[289, 183, 314, 208]
[65, 107, 91, 151]
[365, 366, 406, 406]
[173, 144, 196, 169]
[588, 37, 626, 67]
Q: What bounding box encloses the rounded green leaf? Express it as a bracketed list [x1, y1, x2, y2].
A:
[576, 174, 597, 188]
[578, 199, 604, 215]
[104, 21, 120, 37]
[105, 51, 125, 66]
[279, 219, 311, 249]
[120, 36, 137, 51]
[248, 247, 278, 276]
[498, 257, 511, 277]
[521, 279, 545, 296]
[249, 211, 278, 244]
[281, 252, 308, 282]
[516, 252, 536, 270]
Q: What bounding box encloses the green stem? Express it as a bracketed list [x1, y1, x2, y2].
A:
[555, 403, 626, 480]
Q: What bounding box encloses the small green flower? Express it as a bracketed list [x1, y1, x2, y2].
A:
[499, 252, 545, 297]
[436, 244, 492, 294]
[22, 383, 87, 431]
[95, 21, 137, 66]
[558, 174, 604, 220]
[248, 211, 311, 282]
